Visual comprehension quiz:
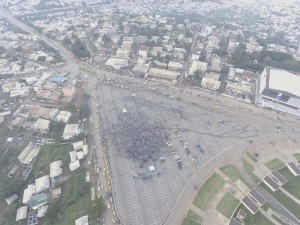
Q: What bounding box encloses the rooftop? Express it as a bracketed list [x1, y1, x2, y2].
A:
[263, 176, 279, 191]
[242, 196, 259, 214]
[35, 175, 50, 193]
[18, 142, 40, 165]
[75, 215, 89, 225]
[16, 206, 28, 221]
[249, 188, 266, 206]
[271, 171, 287, 185]
[50, 160, 62, 178]
[5, 194, 18, 205]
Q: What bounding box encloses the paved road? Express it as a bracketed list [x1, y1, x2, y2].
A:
[178, 30, 198, 85]
[164, 133, 298, 225]
[256, 187, 300, 224]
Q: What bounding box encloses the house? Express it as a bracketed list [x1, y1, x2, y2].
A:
[27, 193, 49, 210]
[16, 206, 28, 222]
[69, 160, 80, 171]
[63, 124, 80, 140]
[17, 142, 40, 165]
[148, 68, 179, 82]
[35, 175, 50, 193]
[168, 61, 183, 71]
[50, 160, 62, 182]
[201, 77, 221, 90]
[55, 110, 72, 123]
[189, 61, 208, 76]
[31, 118, 50, 133]
[75, 215, 89, 225]
[5, 194, 18, 206]
[139, 46, 149, 58]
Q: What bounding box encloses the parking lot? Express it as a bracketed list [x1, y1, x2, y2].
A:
[95, 78, 270, 225]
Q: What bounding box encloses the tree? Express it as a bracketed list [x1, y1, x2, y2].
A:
[37, 56, 46, 62]
[200, 49, 207, 61]
[102, 34, 110, 44]
[88, 198, 105, 220]
[62, 37, 71, 46]
[194, 69, 203, 79]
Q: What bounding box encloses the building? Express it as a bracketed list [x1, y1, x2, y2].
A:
[23, 184, 35, 204]
[5, 194, 18, 206]
[62, 87, 76, 97]
[133, 64, 150, 78]
[2, 82, 21, 93]
[27, 193, 49, 210]
[258, 67, 300, 116]
[139, 46, 149, 58]
[42, 81, 57, 90]
[105, 57, 129, 70]
[69, 160, 80, 171]
[72, 140, 84, 151]
[75, 215, 89, 225]
[63, 124, 80, 140]
[16, 206, 28, 222]
[287, 162, 300, 176]
[35, 175, 50, 194]
[49, 76, 67, 84]
[242, 196, 259, 214]
[55, 110, 72, 123]
[229, 218, 241, 225]
[37, 205, 49, 218]
[168, 61, 183, 71]
[70, 151, 77, 163]
[189, 61, 208, 76]
[201, 77, 221, 90]
[249, 188, 266, 206]
[31, 118, 50, 133]
[148, 68, 179, 82]
[50, 160, 62, 182]
[263, 176, 279, 192]
[18, 142, 40, 165]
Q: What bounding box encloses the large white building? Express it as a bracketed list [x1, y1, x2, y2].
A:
[258, 67, 300, 116]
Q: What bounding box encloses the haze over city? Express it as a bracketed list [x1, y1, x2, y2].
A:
[0, 0, 300, 225]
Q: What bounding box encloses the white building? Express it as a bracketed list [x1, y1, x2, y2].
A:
[63, 124, 80, 140]
[258, 67, 300, 116]
[189, 61, 208, 76]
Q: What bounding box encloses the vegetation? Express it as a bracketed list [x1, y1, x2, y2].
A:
[71, 38, 90, 58]
[0, 143, 27, 199]
[233, 204, 274, 225]
[246, 152, 258, 162]
[279, 167, 300, 200]
[193, 173, 225, 210]
[264, 158, 285, 171]
[182, 210, 202, 225]
[43, 172, 104, 225]
[216, 192, 240, 219]
[219, 164, 247, 185]
[292, 153, 300, 160]
[260, 183, 300, 220]
[79, 67, 96, 75]
[31, 144, 70, 179]
[242, 159, 261, 184]
[48, 122, 65, 143]
[231, 44, 300, 73]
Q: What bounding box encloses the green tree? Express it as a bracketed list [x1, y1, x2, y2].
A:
[200, 49, 207, 61]
[88, 198, 105, 220]
[37, 56, 46, 62]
